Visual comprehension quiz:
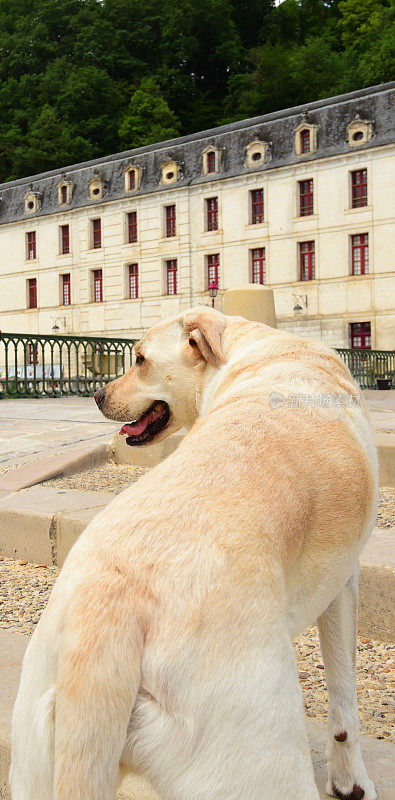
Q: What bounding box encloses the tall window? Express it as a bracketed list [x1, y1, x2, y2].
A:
[299, 241, 315, 281]
[351, 169, 367, 208]
[299, 180, 313, 216]
[350, 322, 371, 349]
[60, 224, 70, 254]
[251, 189, 264, 224]
[93, 269, 103, 302]
[26, 231, 36, 260]
[27, 278, 37, 308]
[92, 218, 101, 249]
[207, 151, 216, 173]
[62, 273, 71, 306]
[60, 185, 68, 204]
[166, 259, 177, 295]
[300, 129, 310, 154]
[128, 264, 139, 299]
[206, 197, 218, 231]
[207, 254, 220, 287]
[128, 170, 136, 191]
[27, 343, 38, 365]
[251, 248, 266, 284]
[351, 234, 369, 275]
[127, 212, 137, 244]
[165, 205, 176, 237]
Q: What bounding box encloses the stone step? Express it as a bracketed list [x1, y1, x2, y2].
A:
[0, 630, 393, 800]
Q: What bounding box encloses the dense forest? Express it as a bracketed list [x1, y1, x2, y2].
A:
[0, 0, 393, 182]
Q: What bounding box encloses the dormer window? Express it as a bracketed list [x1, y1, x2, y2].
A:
[58, 181, 72, 206]
[347, 117, 373, 147]
[89, 177, 104, 201]
[124, 165, 141, 193]
[24, 191, 41, 215]
[202, 146, 221, 175]
[245, 140, 269, 169]
[161, 160, 180, 185]
[294, 121, 318, 156]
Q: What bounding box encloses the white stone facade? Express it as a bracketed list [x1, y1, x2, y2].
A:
[0, 84, 394, 349]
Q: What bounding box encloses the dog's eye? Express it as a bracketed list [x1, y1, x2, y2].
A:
[135, 354, 145, 366]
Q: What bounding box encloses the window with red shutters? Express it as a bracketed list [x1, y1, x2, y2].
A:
[128, 170, 136, 191]
[60, 224, 70, 254]
[27, 343, 38, 365]
[127, 212, 137, 243]
[207, 254, 220, 287]
[251, 189, 264, 224]
[206, 197, 218, 231]
[93, 269, 103, 302]
[166, 259, 177, 295]
[300, 129, 310, 154]
[207, 151, 216, 173]
[165, 205, 176, 237]
[251, 248, 266, 284]
[92, 218, 101, 249]
[60, 185, 68, 204]
[299, 179, 314, 216]
[351, 170, 367, 208]
[62, 273, 71, 306]
[28, 278, 37, 308]
[128, 264, 139, 299]
[26, 231, 36, 260]
[351, 234, 369, 275]
[350, 322, 371, 349]
[299, 241, 315, 281]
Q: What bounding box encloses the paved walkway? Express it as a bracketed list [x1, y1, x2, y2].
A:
[0, 391, 393, 470]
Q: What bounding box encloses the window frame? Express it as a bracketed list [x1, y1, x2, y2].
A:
[127, 263, 139, 299]
[349, 322, 371, 349]
[250, 189, 264, 224]
[351, 169, 368, 209]
[127, 211, 137, 244]
[251, 247, 266, 285]
[61, 273, 71, 306]
[165, 204, 176, 238]
[207, 151, 216, 174]
[298, 179, 314, 217]
[166, 259, 177, 295]
[206, 197, 218, 232]
[207, 253, 220, 288]
[300, 129, 310, 154]
[27, 277, 37, 309]
[92, 269, 103, 302]
[26, 231, 36, 260]
[27, 343, 38, 365]
[91, 218, 102, 249]
[351, 233, 369, 276]
[60, 224, 70, 255]
[299, 241, 315, 281]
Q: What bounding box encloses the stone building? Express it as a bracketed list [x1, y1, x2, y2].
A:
[0, 82, 394, 349]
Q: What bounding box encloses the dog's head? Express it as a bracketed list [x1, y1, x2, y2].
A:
[94, 307, 227, 446]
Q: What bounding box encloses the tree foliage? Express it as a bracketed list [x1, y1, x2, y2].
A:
[0, 0, 393, 181]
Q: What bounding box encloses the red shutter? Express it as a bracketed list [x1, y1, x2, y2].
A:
[299, 241, 315, 281]
[27, 231, 36, 260]
[299, 180, 313, 216]
[251, 189, 264, 224]
[166, 260, 177, 295]
[62, 274, 71, 305]
[127, 212, 137, 243]
[60, 185, 68, 204]
[300, 129, 310, 154]
[61, 224, 70, 254]
[251, 248, 266, 284]
[351, 170, 367, 208]
[206, 197, 218, 231]
[207, 151, 216, 173]
[93, 269, 103, 302]
[351, 234, 369, 275]
[166, 205, 176, 237]
[128, 264, 139, 299]
[207, 254, 220, 287]
[28, 278, 37, 308]
[350, 322, 371, 349]
[92, 219, 101, 248]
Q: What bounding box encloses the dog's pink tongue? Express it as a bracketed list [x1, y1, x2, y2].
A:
[119, 404, 164, 437]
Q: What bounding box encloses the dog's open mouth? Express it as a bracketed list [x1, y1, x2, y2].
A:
[119, 401, 170, 446]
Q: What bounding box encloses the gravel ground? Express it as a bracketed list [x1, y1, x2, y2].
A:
[0, 556, 393, 742]
[45, 463, 395, 529]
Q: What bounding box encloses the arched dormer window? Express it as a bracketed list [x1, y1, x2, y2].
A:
[124, 164, 142, 192]
[58, 181, 72, 206]
[160, 160, 181, 185]
[245, 140, 269, 169]
[24, 190, 41, 215]
[294, 121, 318, 156]
[347, 117, 373, 147]
[89, 177, 104, 201]
[202, 146, 222, 175]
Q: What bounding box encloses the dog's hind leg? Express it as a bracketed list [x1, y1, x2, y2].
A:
[317, 565, 377, 800]
[54, 571, 144, 800]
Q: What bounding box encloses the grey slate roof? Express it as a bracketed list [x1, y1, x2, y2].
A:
[0, 82, 393, 225]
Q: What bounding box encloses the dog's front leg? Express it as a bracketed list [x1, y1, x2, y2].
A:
[317, 566, 377, 800]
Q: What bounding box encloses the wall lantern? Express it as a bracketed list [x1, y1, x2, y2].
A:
[208, 280, 218, 309]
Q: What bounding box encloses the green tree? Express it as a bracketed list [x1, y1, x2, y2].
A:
[118, 78, 180, 149]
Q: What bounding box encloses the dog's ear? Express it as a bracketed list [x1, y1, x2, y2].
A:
[183, 308, 226, 368]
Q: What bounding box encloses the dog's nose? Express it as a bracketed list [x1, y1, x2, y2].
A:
[94, 387, 106, 408]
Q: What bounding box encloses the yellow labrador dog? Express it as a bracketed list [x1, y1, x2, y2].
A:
[10, 307, 378, 800]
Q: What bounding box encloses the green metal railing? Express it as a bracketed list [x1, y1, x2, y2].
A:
[336, 348, 394, 389]
[0, 332, 136, 397]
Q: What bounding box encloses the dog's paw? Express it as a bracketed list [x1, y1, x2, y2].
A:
[326, 776, 377, 800]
